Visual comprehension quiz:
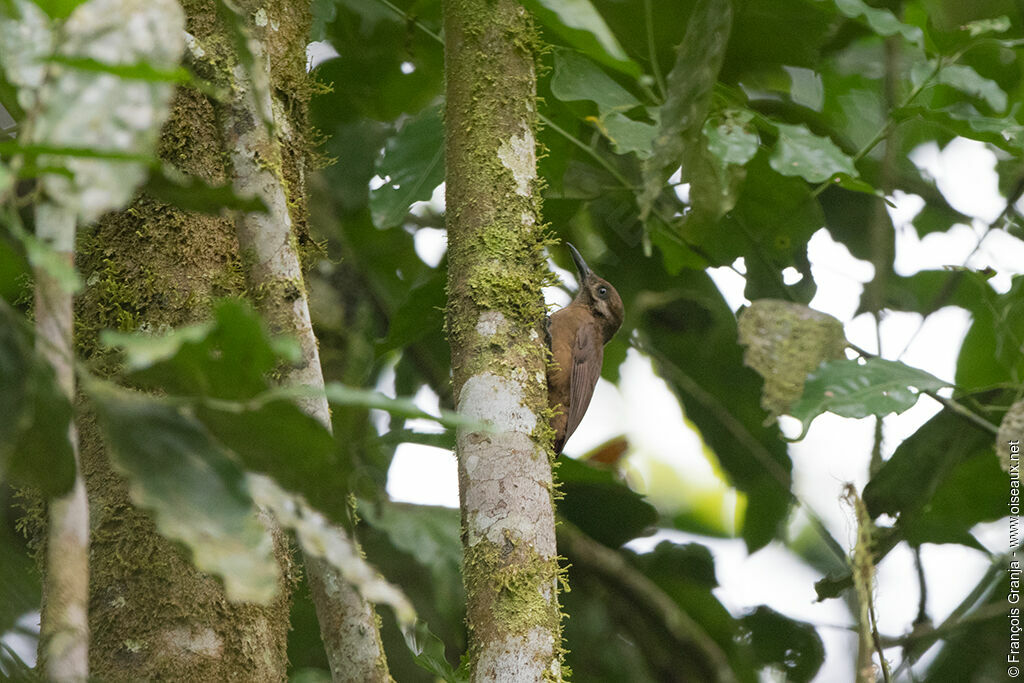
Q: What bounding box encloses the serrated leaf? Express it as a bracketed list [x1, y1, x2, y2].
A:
[703, 109, 758, 166]
[101, 299, 299, 400]
[247, 473, 416, 625]
[912, 62, 1007, 112]
[370, 105, 444, 230]
[521, 0, 638, 77]
[962, 16, 1011, 37]
[769, 122, 857, 184]
[832, 0, 922, 45]
[788, 358, 949, 440]
[0, 302, 75, 497]
[90, 385, 279, 603]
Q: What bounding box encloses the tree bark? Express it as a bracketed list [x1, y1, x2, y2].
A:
[35, 203, 89, 683]
[219, 1, 393, 678]
[71, 1, 304, 677]
[443, 0, 563, 679]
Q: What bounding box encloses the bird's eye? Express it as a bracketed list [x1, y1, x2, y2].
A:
[597, 286, 608, 298]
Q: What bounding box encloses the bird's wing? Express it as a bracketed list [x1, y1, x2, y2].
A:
[564, 323, 603, 445]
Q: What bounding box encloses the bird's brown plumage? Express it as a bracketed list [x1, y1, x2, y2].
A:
[548, 244, 624, 454]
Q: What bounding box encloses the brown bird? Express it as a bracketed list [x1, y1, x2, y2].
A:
[548, 243, 624, 454]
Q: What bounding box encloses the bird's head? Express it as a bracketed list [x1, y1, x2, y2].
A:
[567, 243, 624, 342]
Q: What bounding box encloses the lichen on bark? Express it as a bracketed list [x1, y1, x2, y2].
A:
[444, 0, 563, 678]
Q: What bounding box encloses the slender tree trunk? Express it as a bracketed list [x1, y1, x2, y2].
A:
[220, 2, 393, 678]
[35, 203, 89, 683]
[443, 0, 563, 679]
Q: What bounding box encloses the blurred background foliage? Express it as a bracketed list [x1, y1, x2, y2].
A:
[2, 0, 1024, 679]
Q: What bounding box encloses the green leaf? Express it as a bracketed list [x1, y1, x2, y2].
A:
[962, 16, 1011, 37]
[738, 606, 825, 683]
[196, 400, 347, 522]
[639, 0, 732, 218]
[0, 302, 75, 497]
[370, 105, 444, 229]
[862, 406, 998, 548]
[550, 48, 641, 113]
[89, 385, 280, 604]
[403, 619, 468, 683]
[556, 456, 657, 547]
[703, 109, 759, 167]
[33, 0, 87, 19]
[248, 473, 416, 626]
[521, 0, 639, 77]
[101, 299, 298, 400]
[769, 122, 857, 184]
[956, 276, 1024, 391]
[5, 215, 81, 293]
[141, 168, 268, 215]
[788, 358, 948, 439]
[832, 0, 923, 45]
[601, 112, 657, 159]
[324, 383, 488, 432]
[912, 62, 1007, 112]
[896, 104, 1024, 154]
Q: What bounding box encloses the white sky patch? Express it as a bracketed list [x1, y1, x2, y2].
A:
[707, 260, 748, 313]
[413, 227, 447, 268]
[306, 41, 339, 71]
[910, 138, 1003, 223]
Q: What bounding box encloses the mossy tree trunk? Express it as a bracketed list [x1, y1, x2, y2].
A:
[217, 0, 393, 679]
[443, 0, 563, 679]
[67, 0, 321, 678]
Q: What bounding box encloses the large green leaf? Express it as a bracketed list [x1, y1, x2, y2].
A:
[522, 0, 638, 77]
[769, 122, 858, 184]
[832, 0, 923, 45]
[738, 606, 825, 683]
[90, 385, 280, 604]
[550, 48, 640, 113]
[0, 303, 74, 497]
[102, 299, 298, 400]
[788, 358, 949, 440]
[556, 456, 657, 547]
[956, 276, 1024, 391]
[864, 405, 999, 528]
[369, 105, 444, 230]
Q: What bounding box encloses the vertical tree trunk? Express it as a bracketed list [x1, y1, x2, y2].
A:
[443, 0, 563, 679]
[221, 1, 393, 678]
[72, 0, 307, 677]
[35, 203, 89, 683]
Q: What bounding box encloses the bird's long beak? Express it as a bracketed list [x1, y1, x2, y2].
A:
[566, 243, 592, 283]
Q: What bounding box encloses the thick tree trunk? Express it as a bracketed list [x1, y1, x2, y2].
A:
[443, 0, 563, 679]
[70, 0, 312, 677]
